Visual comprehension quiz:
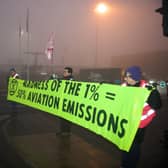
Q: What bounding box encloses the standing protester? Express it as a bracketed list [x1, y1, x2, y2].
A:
[56, 67, 74, 136]
[9, 68, 20, 79]
[120, 66, 162, 168]
[8, 68, 20, 117]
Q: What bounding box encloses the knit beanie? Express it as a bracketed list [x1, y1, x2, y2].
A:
[126, 66, 142, 81]
[9, 68, 16, 72]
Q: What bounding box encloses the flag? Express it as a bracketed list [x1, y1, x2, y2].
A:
[19, 24, 22, 38]
[45, 33, 55, 60]
[19, 24, 23, 38]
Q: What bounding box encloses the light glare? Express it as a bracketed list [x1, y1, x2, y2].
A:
[95, 3, 108, 14]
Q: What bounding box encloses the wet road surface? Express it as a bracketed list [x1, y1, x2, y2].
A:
[0, 93, 168, 168]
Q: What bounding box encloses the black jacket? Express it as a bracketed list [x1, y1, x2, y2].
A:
[132, 82, 162, 143]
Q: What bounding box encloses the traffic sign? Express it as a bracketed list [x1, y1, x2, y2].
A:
[159, 81, 166, 88]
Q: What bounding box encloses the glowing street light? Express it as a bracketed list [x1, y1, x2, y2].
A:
[95, 2, 108, 14]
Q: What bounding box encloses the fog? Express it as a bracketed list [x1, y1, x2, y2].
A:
[0, 0, 168, 79]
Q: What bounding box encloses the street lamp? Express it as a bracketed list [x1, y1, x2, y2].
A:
[95, 2, 108, 14]
[94, 2, 109, 67]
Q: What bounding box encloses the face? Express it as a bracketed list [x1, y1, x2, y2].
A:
[63, 69, 71, 78]
[124, 72, 137, 86]
[10, 70, 15, 76]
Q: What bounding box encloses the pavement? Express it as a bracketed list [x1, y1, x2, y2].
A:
[0, 93, 168, 168]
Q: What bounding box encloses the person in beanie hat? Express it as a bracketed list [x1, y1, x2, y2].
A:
[9, 67, 20, 79]
[125, 66, 141, 81]
[7, 67, 20, 118]
[120, 66, 162, 168]
[122, 66, 146, 87]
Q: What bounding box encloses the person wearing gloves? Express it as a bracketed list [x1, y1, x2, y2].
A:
[120, 66, 162, 168]
[8, 68, 20, 117]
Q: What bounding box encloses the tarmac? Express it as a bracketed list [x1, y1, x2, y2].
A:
[0, 93, 168, 168]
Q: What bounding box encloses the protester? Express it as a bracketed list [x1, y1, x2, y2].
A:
[8, 68, 20, 117]
[120, 66, 162, 168]
[56, 67, 74, 136]
[9, 68, 20, 79]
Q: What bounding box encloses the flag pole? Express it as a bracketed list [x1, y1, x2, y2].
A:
[26, 8, 30, 80]
[18, 24, 22, 63]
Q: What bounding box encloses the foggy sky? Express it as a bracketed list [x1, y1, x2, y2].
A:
[0, 0, 168, 79]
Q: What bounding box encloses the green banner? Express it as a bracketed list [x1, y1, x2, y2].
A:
[7, 78, 150, 151]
